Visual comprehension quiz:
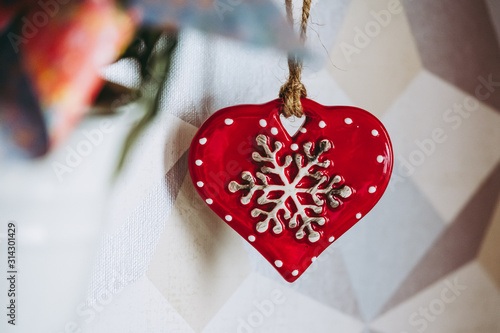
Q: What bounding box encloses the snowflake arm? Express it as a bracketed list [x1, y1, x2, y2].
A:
[253, 134, 292, 181]
[309, 175, 353, 209]
[228, 171, 268, 204]
[251, 200, 285, 234]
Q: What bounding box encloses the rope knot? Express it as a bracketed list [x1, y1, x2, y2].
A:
[279, 77, 307, 118]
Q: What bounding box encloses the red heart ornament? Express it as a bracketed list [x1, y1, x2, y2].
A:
[189, 98, 393, 282]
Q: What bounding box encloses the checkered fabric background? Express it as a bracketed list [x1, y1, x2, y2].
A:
[1, 0, 499, 332]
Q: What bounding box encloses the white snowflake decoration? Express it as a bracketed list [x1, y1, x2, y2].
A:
[228, 134, 353, 243]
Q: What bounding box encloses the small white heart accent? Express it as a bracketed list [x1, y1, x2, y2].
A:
[279, 114, 306, 137]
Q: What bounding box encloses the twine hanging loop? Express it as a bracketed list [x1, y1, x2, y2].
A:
[279, 0, 311, 117]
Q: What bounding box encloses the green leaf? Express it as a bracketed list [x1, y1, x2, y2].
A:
[114, 32, 178, 176]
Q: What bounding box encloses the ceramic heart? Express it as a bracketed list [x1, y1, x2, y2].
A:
[189, 98, 393, 282]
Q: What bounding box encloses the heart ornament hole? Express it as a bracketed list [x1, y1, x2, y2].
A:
[279, 114, 306, 137]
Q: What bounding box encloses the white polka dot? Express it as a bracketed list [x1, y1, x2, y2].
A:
[371, 129, 379, 136]
[369, 186, 377, 193]
[248, 235, 256, 242]
[344, 118, 353, 125]
[377, 155, 384, 163]
[225, 215, 232, 222]
[274, 260, 283, 268]
[199, 138, 207, 145]
[292, 270, 299, 276]
[300, 128, 307, 133]
[356, 213, 362, 219]
[291, 143, 299, 151]
[196, 181, 204, 188]
[225, 118, 234, 125]
[311, 256, 317, 262]
[205, 198, 213, 205]
[329, 236, 335, 242]
[319, 121, 326, 128]
[271, 127, 278, 135]
[195, 160, 203, 166]
[259, 119, 267, 127]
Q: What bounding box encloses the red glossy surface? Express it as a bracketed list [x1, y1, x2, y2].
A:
[189, 98, 393, 282]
